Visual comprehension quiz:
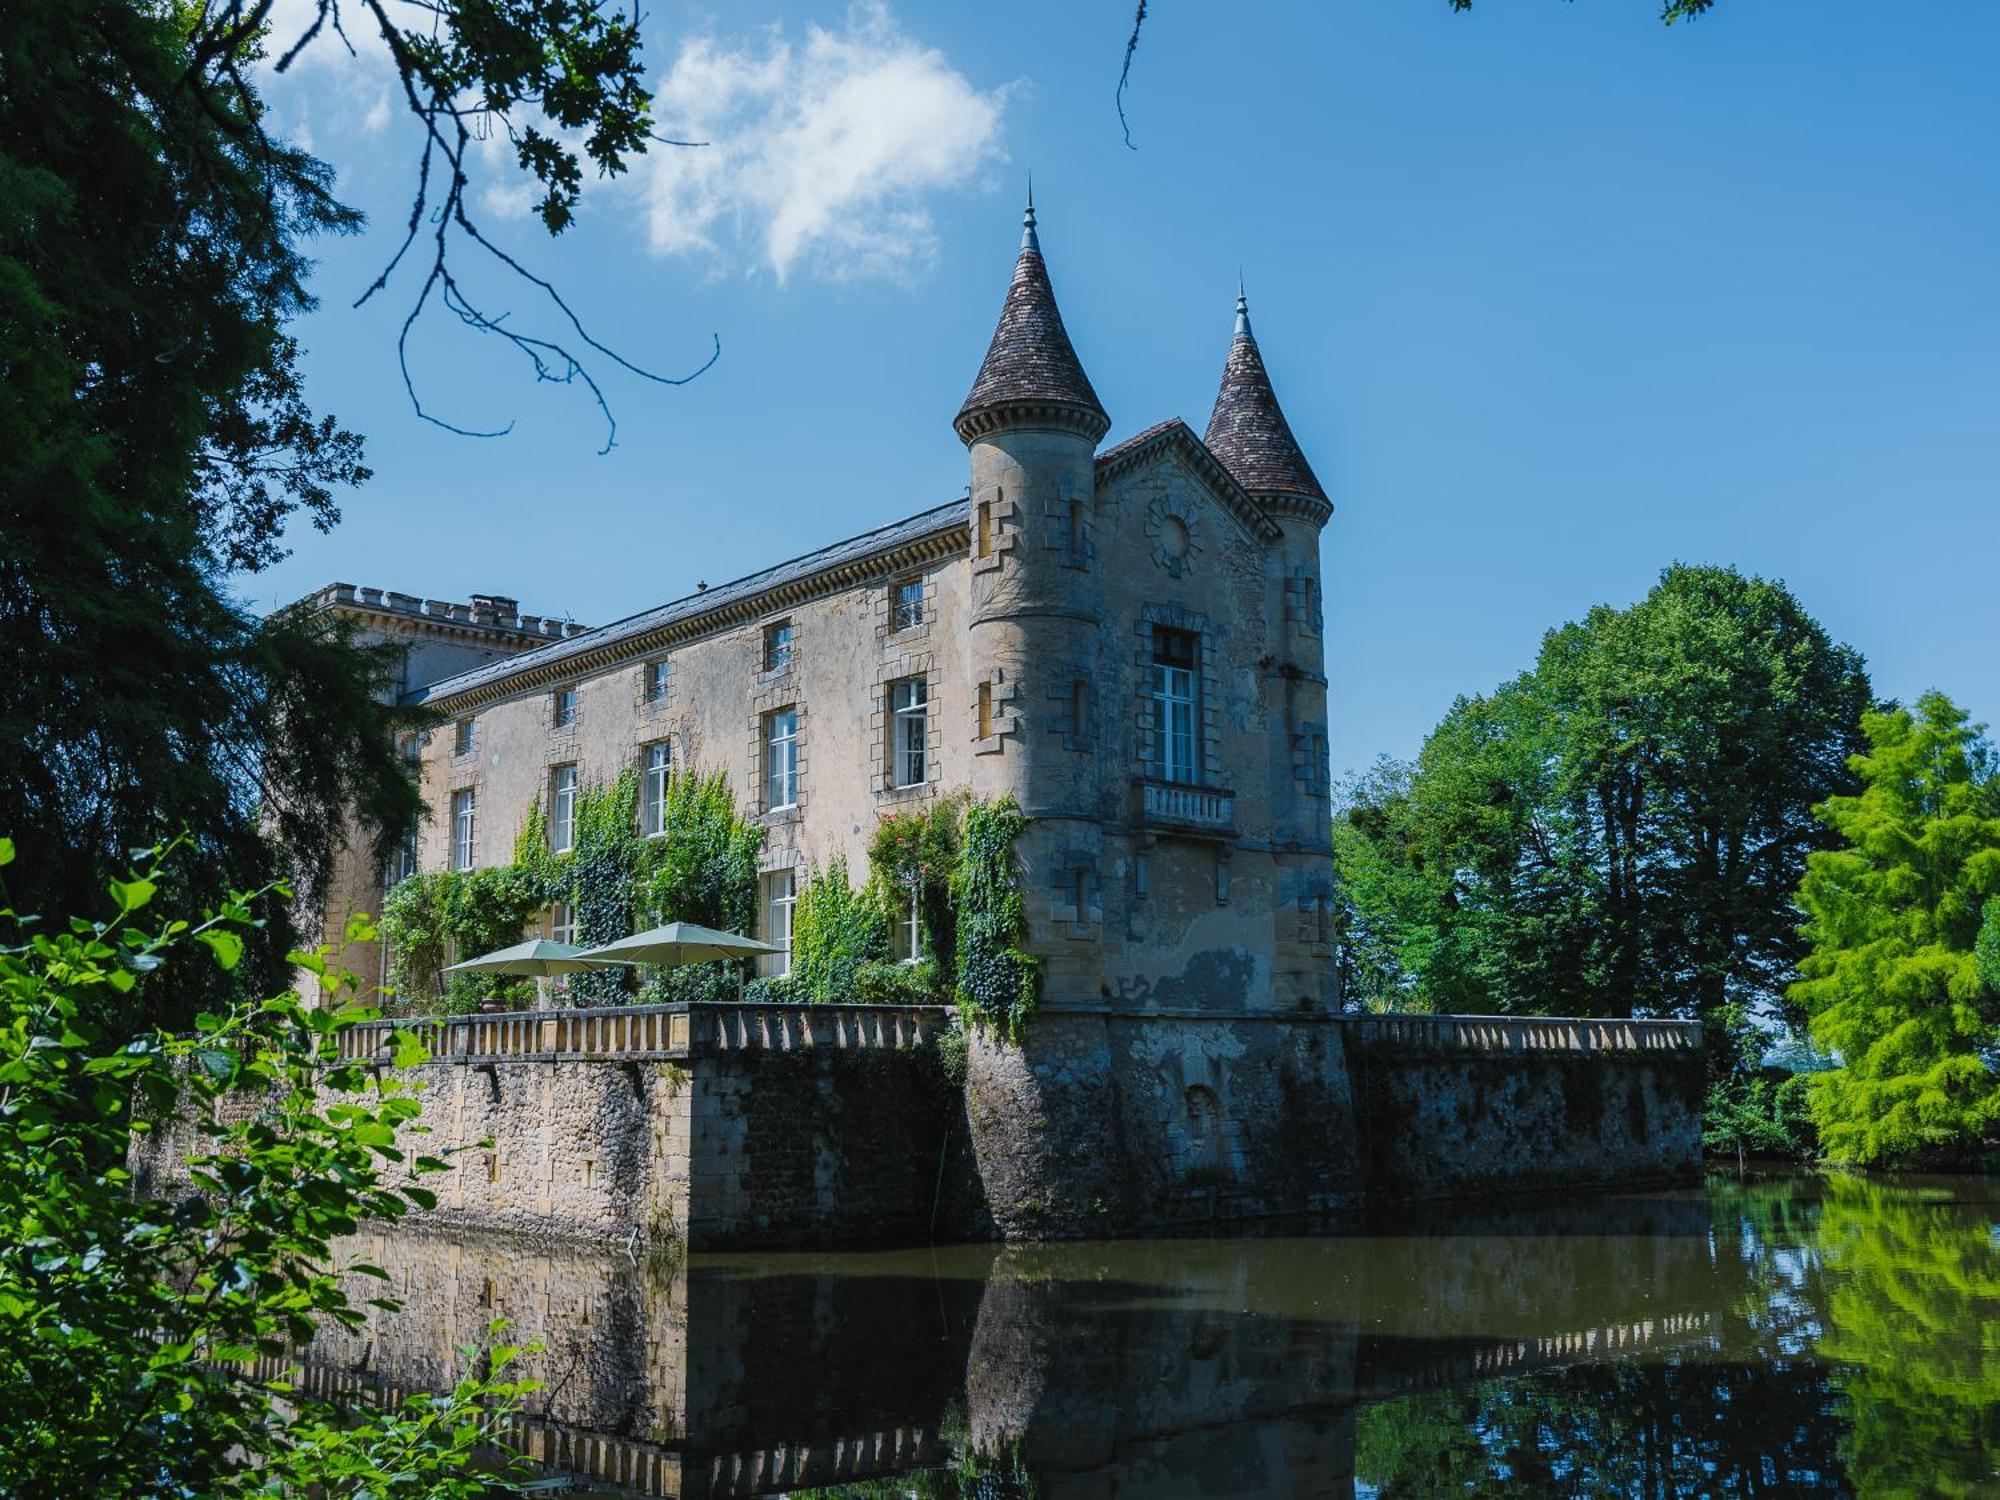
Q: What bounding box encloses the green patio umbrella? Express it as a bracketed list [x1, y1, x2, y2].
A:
[444, 938, 635, 977]
[575, 922, 779, 969]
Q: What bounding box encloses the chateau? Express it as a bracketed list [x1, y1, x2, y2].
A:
[312, 199, 1337, 1016]
[251, 202, 1699, 1244]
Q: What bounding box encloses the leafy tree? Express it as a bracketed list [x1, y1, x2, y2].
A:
[1793, 693, 2000, 1167]
[1332, 565, 1869, 1075]
[0, 837, 536, 1493]
[640, 769, 766, 1002]
[0, 0, 696, 1022]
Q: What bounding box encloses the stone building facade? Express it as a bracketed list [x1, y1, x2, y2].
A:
[310, 199, 1339, 1018]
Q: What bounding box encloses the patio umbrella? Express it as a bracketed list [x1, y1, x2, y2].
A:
[575, 922, 779, 969]
[444, 938, 635, 976]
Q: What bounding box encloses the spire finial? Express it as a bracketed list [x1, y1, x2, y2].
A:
[1233, 275, 1251, 338]
[1021, 177, 1039, 253]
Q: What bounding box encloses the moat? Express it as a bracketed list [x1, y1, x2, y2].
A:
[301, 1169, 1998, 1496]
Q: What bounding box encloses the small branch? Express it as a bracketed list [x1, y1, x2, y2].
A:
[1116, 1, 1147, 151]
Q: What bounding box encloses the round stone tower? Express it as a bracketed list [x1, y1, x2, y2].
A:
[1202, 288, 1339, 1011]
[954, 196, 1112, 1005]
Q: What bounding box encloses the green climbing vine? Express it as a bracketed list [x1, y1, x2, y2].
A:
[953, 795, 1038, 1035]
[636, 770, 767, 1003]
[379, 774, 1033, 1023]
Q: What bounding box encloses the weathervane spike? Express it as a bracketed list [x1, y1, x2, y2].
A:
[1234, 274, 1251, 338]
[1021, 176, 1040, 253]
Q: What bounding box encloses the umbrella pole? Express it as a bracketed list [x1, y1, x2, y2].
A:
[536, 975, 550, 1010]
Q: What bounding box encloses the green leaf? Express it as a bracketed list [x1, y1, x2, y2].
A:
[109, 877, 156, 913]
[0, 837, 13, 867]
[197, 929, 244, 971]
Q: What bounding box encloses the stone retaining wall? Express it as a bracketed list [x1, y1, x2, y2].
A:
[133, 1003, 1702, 1247]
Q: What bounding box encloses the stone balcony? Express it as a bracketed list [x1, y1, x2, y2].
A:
[1134, 778, 1237, 839]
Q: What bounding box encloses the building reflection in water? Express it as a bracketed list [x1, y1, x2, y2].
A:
[296, 1176, 2000, 1497]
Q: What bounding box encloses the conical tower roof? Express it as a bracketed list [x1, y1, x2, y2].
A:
[954, 196, 1110, 444]
[1203, 290, 1326, 505]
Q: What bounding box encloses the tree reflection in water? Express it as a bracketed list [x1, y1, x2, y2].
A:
[1352, 1173, 2000, 1498]
[298, 1173, 1998, 1498]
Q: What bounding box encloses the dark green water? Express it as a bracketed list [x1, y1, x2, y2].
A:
[316, 1171, 1999, 1497]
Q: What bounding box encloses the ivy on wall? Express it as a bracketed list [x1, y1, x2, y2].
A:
[379, 865, 545, 1012]
[953, 795, 1038, 1035]
[379, 774, 1034, 1023]
[382, 767, 764, 1012]
[637, 770, 767, 1003]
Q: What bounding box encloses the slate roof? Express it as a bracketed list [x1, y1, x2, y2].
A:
[1202, 296, 1326, 502]
[413, 498, 968, 705]
[954, 206, 1108, 440]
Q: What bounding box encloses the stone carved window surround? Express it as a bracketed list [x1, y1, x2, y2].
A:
[1133, 605, 1225, 791]
[870, 652, 942, 798]
[972, 484, 1022, 576]
[748, 686, 806, 821]
[1049, 847, 1101, 938]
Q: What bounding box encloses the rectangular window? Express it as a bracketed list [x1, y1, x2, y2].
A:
[642, 741, 671, 836]
[892, 576, 925, 631]
[1071, 679, 1090, 741]
[891, 677, 929, 788]
[1151, 628, 1199, 784]
[450, 789, 476, 871]
[977, 680, 994, 740]
[553, 686, 578, 728]
[761, 869, 796, 976]
[764, 708, 799, 810]
[890, 887, 921, 963]
[453, 718, 476, 757]
[549, 902, 576, 946]
[976, 497, 994, 558]
[763, 620, 794, 673]
[645, 659, 670, 702]
[386, 833, 418, 890]
[1073, 867, 1090, 922]
[1068, 499, 1086, 559]
[549, 764, 578, 853]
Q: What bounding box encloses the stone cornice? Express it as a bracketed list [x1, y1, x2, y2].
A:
[954, 399, 1112, 446]
[421, 522, 970, 712]
[1254, 490, 1335, 528]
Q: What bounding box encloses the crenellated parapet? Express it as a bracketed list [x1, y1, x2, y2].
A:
[310, 581, 589, 644]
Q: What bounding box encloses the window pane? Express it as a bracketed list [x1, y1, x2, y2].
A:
[764, 622, 794, 672]
[451, 790, 476, 870]
[892, 676, 927, 788]
[551, 765, 578, 852]
[765, 709, 798, 808]
[643, 742, 671, 835]
[893, 578, 924, 631]
[646, 660, 669, 701]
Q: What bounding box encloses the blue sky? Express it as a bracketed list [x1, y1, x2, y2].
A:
[248, 0, 1998, 779]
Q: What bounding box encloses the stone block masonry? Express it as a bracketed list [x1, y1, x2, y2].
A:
[133, 1003, 1701, 1247]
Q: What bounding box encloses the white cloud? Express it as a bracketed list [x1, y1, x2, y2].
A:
[641, 4, 1010, 282]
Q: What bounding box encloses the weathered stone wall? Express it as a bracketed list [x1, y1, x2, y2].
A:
[683, 1043, 970, 1249]
[965, 1012, 1364, 1239]
[964, 1013, 1700, 1239]
[1346, 1043, 1705, 1204]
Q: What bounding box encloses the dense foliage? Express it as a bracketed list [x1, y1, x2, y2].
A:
[0, 0, 682, 1025]
[954, 797, 1039, 1034]
[0, 838, 534, 1494]
[1332, 565, 1870, 1078]
[383, 767, 766, 1010]
[1793, 693, 2000, 1168]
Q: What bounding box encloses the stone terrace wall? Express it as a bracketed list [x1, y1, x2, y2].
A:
[1344, 1015, 1704, 1204]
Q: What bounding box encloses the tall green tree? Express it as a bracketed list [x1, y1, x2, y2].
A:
[0, 1, 684, 1015]
[1333, 565, 1870, 1071]
[1793, 693, 2000, 1167]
